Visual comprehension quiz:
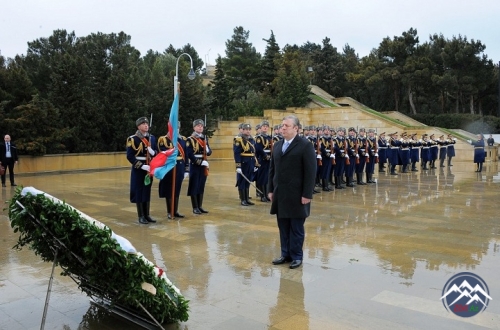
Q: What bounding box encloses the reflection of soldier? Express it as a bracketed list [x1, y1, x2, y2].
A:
[157, 122, 188, 219]
[234, 123, 257, 206]
[127, 117, 158, 224]
[269, 275, 307, 328]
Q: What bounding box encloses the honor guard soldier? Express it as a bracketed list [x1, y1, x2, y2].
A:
[333, 127, 347, 189]
[429, 134, 439, 169]
[319, 126, 334, 191]
[469, 134, 485, 172]
[306, 125, 320, 194]
[157, 122, 188, 219]
[409, 133, 421, 171]
[355, 128, 367, 185]
[365, 129, 378, 183]
[255, 120, 272, 202]
[234, 123, 257, 206]
[437, 135, 449, 167]
[388, 132, 401, 175]
[399, 132, 411, 173]
[420, 134, 431, 170]
[255, 124, 262, 137]
[186, 119, 211, 214]
[446, 134, 457, 166]
[377, 132, 388, 172]
[273, 125, 283, 142]
[127, 117, 158, 224]
[345, 127, 358, 186]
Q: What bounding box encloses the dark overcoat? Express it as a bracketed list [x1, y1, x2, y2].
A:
[268, 136, 316, 219]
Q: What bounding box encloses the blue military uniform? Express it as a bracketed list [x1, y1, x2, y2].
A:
[446, 135, 457, 166]
[319, 130, 333, 191]
[186, 119, 212, 214]
[429, 134, 439, 169]
[255, 122, 272, 202]
[437, 135, 448, 167]
[420, 134, 431, 170]
[355, 129, 368, 185]
[409, 134, 421, 171]
[471, 136, 485, 172]
[127, 117, 158, 224]
[333, 127, 347, 189]
[365, 129, 377, 183]
[158, 134, 188, 219]
[388, 133, 401, 175]
[399, 132, 411, 173]
[377, 133, 388, 172]
[234, 123, 257, 206]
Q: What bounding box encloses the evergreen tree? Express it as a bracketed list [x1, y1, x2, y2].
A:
[260, 30, 281, 96]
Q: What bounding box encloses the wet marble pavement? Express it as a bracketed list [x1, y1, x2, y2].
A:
[1, 160, 499, 330]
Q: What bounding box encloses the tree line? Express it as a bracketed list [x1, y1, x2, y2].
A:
[0, 27, 498, 155]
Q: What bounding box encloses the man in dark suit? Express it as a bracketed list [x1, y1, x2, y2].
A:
[268, 115, 316, 269]
[1, 134, 19, 187]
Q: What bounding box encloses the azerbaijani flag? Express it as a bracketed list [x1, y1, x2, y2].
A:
[150, 93, 179, 180]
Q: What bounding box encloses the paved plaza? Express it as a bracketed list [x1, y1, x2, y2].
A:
[1, 160, 499, 329]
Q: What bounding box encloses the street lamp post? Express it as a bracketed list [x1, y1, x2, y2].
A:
[170, 53, 196, 219]
[174, 53, 196, 98]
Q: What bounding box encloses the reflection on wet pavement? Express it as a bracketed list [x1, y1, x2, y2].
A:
[1, 161, 499, 329]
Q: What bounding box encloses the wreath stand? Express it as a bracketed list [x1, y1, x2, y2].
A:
[16, 201, 165, 330]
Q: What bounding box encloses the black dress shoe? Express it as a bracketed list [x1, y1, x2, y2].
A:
[193, 208, 202, 214]
[199, 207, 209, 213]
[290, 260, 303, 269]
[174, 212, 184, 218]
[11, 183, 17, 186]
[272, 256, 292, 265]
[145, 216, 156, 223]
[138, 217, 149, 224]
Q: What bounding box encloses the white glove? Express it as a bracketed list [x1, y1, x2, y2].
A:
[184, 172, 189, 179]
[201, 160, 209, 167]
[333, 154, 336, 159]
[344, 154, 349, 158]
[419, 139, 423, 143]
[467, 139, 472, 144]
[141, 165, 150, 171]
[236, 168, 242, 174]
[205, 145, 210, 153]
[330, 154, 334, 158]
[453, 138, 457, 141]
[147, 146, 155, 156]
[254, 167, 258, 172]
[317, 154, 322, 159]
[375, 153, 379, 157]
[356, 154, 360, 158]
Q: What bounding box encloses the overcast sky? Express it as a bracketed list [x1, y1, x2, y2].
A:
[2, 0, 499, 66]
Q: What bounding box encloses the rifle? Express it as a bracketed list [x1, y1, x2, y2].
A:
[344, 137, 350, 165]
[316, 129, 322, 166]
[330, 137, 336, 165]
[202, 126, 209, 177]
[355, 138, 360, 165]
[365, 138, 370, 164]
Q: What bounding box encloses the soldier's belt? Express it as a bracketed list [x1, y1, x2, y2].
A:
[401, 148, 409, 150]
[422, 147, 429, 149]
[474, 147, 484, 149]
[390, 147, 399, 149]
[241, 153, 255, 156]
[136, 157, 147, 160]
[378, 147, 387, 149]
[360, 149, 365, 151]
[264, 150, 271, 153]
[194, 155, 204, 158]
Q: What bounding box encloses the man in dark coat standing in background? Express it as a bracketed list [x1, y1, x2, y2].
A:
[1, 134, 19, 187]
[268, 115, 316, 269]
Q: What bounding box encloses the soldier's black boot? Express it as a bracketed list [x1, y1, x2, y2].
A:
[166, 198, 173, 219]
[143, 202, 156, 223]
[440, 159, 445, 167]
[448, 157, 453, 166]
[137, 203, 148, 224]
[174, 198, 184, 218]
[245, 188, 255, 205]
[346, 176, 354, 187]
[479, 163, 483, 172]
[379, 165, 385, 172]
[239, 190, 250, 206]
[390, 165, 398, 175]
[198, 194, 209, 213]
[335, 176, 345, 189]
[260, 186, 268, 202]
[322, 179, 331, 191]
[356, 173, 366, 185]
[431, 160, 437, 169]
[422, 162, 428, 170]
[191, 195, 202, 214]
